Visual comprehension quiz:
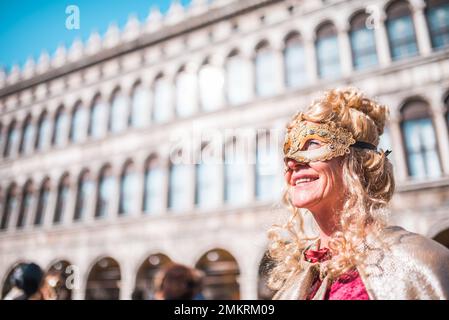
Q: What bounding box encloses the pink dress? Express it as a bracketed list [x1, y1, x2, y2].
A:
[304, 247, 369, 300]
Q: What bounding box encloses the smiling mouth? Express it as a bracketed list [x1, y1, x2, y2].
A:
[294, 177, 319, 186]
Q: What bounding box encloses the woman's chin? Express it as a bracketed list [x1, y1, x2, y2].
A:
[291, 187, 321, 209]
[291, 196, 319, 209]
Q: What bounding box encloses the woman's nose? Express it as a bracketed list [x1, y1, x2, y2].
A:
[286, 159, 299, 170]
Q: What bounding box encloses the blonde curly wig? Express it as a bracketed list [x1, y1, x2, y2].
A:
[268, 87, 395, 290]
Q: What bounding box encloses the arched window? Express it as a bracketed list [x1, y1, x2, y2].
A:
[74, 170, 93, 221]
[350, 12, 378, 70]
[143, 156, 164, 214]
[426, 0, 449, 50]
[199, 60, 224, 112]
[34, 178, 50, 226]
[224, 139, 248, 205]
[19, 116, 34, 155]
[284, 32, 307, 88]
[35, 111, 50, 151]
[226, 50, 252, 106]
[130, 82, 150, 128]
[109, 88, 128, 133]
[85, 257, 121, 300]
[386, 1, 419, 60]
[53, 174, 70, 224]
[315, 22, 341, 79]
[135, 253, 172, 298]
[152, 74, 173, 123]
[95, 165, 114, 218]
[1, 184, 17, 230]
[401, 99, 442, 179]
[195, 249, 241, 299]
[168, 153, 191, 212]
[3, 120, 19, 158]
[70, 101, 87, 143]
[195, 143, 221, 209]
[119, 161, 138, 215]
[89, 94, 106, 139]
[16, 181, 33, 228]
[255, 41, 278, 97]
[256, 132, 281, 201]
[52, 107, 68, 147]
[175, 66, 197, 118]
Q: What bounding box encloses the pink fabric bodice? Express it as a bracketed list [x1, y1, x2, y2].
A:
[304, 247, 369, 300]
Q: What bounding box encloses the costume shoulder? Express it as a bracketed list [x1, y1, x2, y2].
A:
[359, 226, 449, 300]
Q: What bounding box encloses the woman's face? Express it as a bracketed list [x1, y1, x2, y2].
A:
[284, 136, 346, 214]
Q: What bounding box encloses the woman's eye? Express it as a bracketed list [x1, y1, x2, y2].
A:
[305, 140, 321, 150]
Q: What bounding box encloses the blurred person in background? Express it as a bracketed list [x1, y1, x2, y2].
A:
[153, 263, 203, 300]
[3, 263, 43, 300]
[269, 88, 449, 300]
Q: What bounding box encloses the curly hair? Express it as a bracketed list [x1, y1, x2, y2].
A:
[268, 87, 395, 290]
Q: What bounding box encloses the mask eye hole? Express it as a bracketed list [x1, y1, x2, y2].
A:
[303, 139, 323, 151]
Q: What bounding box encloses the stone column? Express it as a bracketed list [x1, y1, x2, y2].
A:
[0, 124, 8, 158]
[46, 108, 57, 150]
[303, 33, 318, 83]
[70, 260, 88, 300]
[119, 260, 134, 300]
[43, 180, 58, 229]
[210, 53, 227, 110]
[187, 60, 201, 116]
[164, 70, 177, 123]
[245, 130, 257, 203]
[411, 0, 432, 56]
[389, 118, 409, 182]
[63, 177, 77, 226]
[337, 23, 353, 77]
[271, 39, 286, 94]
[238, 252, 259, 300]
[159, 157, 170, 214]
[185, 161, 196, 214]
[23, 188, 38, 230]
[10, 122, 20, 159]
[139, 76, 153, 127]
[109, 167, 120, 221]
[132, 158, 145, 216]
[25, 117, 38, 155]
[432, 103, 449, 175]
[84, 168, 99, 223]
[241, 43, 256, 102]
[7, 189, 22, 233]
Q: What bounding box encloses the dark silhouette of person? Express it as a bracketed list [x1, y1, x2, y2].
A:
[154, 263, 201, 300]
[4, 263, 43, 300]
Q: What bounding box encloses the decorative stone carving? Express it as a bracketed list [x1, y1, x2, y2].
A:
[145, 6, 163, 33]
[86, 31, 102, 55]
[68, 37, 84, 62]
[166, 0, 185, 25]
[52, 44, 67, 68]
[23, 57, 36, 79]
[7, 64, 20, 84]
[123, 14, 141, 41]
[103, 23, 121, 48]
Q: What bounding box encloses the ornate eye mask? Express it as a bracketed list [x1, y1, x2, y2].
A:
[283, 117, 377, 164]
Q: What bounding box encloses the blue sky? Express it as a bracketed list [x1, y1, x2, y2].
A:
[0, 0, 191, 71]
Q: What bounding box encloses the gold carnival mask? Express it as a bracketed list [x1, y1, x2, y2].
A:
[283, 113, 377, 163]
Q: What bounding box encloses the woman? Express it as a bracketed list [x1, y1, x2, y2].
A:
[268, 87, 449, 300]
